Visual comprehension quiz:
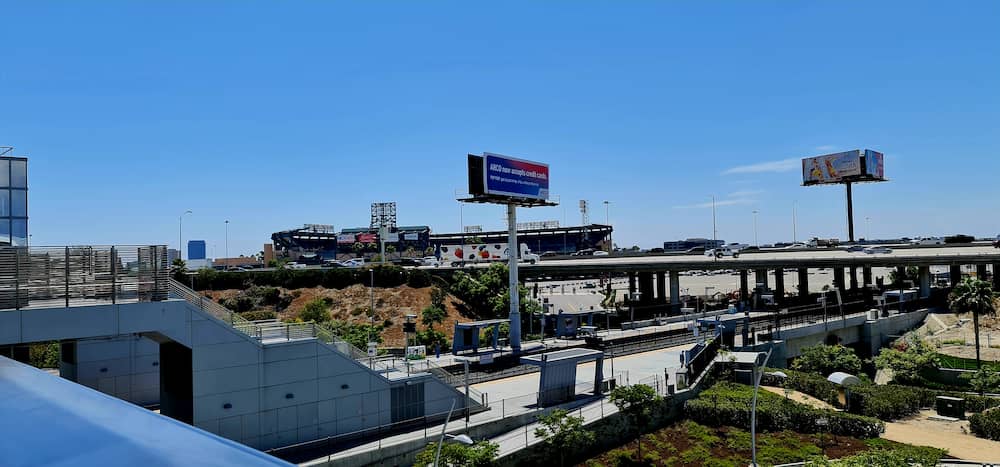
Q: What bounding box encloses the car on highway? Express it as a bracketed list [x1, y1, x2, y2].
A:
[321, 259, 344, 268]
[540, 251, 560, 258]
[684, 246, 705, 255]
[592, 250, 609, 256]
[910, 237, 944, 246]
[863, 246, 893, 255]
[783, 242, 809, 249]
[844, 245, 866, 253]
[994, 236, 1000, 249]
[705, 246, 740, 259]
[571, 249, 596, 256]
[284, 262, 307, 270]
[392, 258, 423, 267]
[945, 234, 976, 244]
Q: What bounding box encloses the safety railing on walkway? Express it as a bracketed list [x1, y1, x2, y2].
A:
[0, 245, 169, 311]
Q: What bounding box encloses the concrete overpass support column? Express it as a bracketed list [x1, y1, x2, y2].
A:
[740, 270, 750, 301]
[918, 266, 931, 299]
[994, 264, 1000, 291]
[833, 267, 846, 292]
[655, 272, 667, 305]
[773, 269, 785, 305]
[670, 271, 681, 314]
[950, 265, 962, 287]
[755, 269, 769, 290]
[862, 267, 873, 288]
[797, 268, 810, 297]
[896, 266, 907, 286]
[638, 272, 654, 306]
[850, 267, 859, 292]
[594, 355, 605, 395]
[628, 273, 636, 298]
[977, 264, 989, 282]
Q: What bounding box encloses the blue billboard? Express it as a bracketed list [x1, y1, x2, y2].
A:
[482, 152, 550, 201]
[864, 149, 885, 179]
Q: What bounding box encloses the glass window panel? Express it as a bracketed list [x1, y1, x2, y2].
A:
[0, 160, 9, 187]
[0, 219, 9, 246]
[0, 190, 9, 217]
[11, 219, 26, 247]
[11, 190, 26, 217]
[10, 160, 26, 188]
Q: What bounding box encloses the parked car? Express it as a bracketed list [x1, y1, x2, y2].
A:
[341, 258, 365, 268]
[863, 246, 893, 255]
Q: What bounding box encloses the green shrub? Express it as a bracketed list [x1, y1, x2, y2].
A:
[846, 385, 927, 421]
[298, 298, 331, 323]
[684, 383, 883, 439]
[760, 368, 841, 407]
[240, 310, 277, 321]
[792, 344, 862, 377]
[970, 408, 1000, 441]
[407, 269, 433, 288]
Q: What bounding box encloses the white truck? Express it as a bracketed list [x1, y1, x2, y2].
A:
[438, 243, 540, 267]
[705, 246, 740, 259]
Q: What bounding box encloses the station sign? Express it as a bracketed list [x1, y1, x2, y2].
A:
[483, 152, 550, 201]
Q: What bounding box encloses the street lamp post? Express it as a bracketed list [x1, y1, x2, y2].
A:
[433, 400, 474, 467]
[179, 210, 192, 260]
[711, 196, 718, 246]
[752, 210, 759, 247]
[224, 220, 229, 265]
[603, 200, 611, 253]
[751, 348, 774, 467]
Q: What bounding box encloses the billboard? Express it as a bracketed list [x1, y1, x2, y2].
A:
[337, 234, 356, 244]
[802, 150, 863, 185]
[864, 149, 885, 179]
[483, 152, 550, 201]
[357, 233, 377, 244]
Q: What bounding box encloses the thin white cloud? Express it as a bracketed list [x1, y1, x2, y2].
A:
[727, 189, 764, 198]
[721, 158, 799, 175]
[815, 145, 836, 152]
[674, 198, 756, 209]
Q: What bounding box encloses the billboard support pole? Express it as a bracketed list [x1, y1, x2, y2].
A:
[507, 202, 522, 352]
[845, 182, 855, 243]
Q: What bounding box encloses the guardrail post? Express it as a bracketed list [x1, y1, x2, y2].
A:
[111, 246, 117, 304]
[65, 246, 70, 307]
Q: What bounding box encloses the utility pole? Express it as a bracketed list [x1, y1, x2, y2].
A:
[792, 202, 798, 243]
[179, 210, 192, 260]
[224, 220, 229, 264]
[752, 210, 759, 247]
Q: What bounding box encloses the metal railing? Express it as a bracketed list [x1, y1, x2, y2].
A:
[0, 245, 169, 311]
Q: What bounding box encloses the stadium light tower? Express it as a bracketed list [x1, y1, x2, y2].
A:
[603, 200, 611, 252]
[752, 210, 759, 247]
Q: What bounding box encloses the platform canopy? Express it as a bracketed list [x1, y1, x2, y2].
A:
[0, 356, 291, 467]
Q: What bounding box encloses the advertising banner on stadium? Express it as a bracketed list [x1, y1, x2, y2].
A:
[386, 233, 400, 243]
[864, 149, 885, 179]
[483, 152, 549, 200]
[357, 233, 377, 244]
[337, 234, 356, 244]
[403, 233, 419, 241]
[802, 150, 862, 185]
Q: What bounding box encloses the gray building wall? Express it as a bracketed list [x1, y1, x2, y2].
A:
[0, 299, 467, 451]
[61, 335, 161, 407]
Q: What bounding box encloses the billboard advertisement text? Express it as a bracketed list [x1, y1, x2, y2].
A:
[802, 150, 862, 185]
[483, 152, 549, 200]
[864, 149, 885, 179]
[337, 234, 356, 244]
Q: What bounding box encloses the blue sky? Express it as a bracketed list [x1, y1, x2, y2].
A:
[2, 1, 998, 256]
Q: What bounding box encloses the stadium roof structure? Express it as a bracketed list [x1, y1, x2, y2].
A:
[0, 356, 292, 467]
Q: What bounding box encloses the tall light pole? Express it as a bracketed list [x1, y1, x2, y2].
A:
[711, 196, 718, 247]
[751, 348, 774, 467]
[224, 220, 229, 263]
[865, 216, 871, 242]
[603, 200, 611, 253]
[752, 210, 759, 247]
[179, 210, 192, 260]
[792, 201, 798, 243]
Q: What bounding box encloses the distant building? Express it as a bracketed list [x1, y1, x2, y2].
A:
[263, 243, 274, 265]
[187, 240, 206, 260]
[167, 249, 181, 264]
[0, 155, 28, 246]
[663, 238, 725, 252]
[213, 257, 262, 269]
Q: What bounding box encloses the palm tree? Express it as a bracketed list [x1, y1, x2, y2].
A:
[950, 277, 997, 369]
